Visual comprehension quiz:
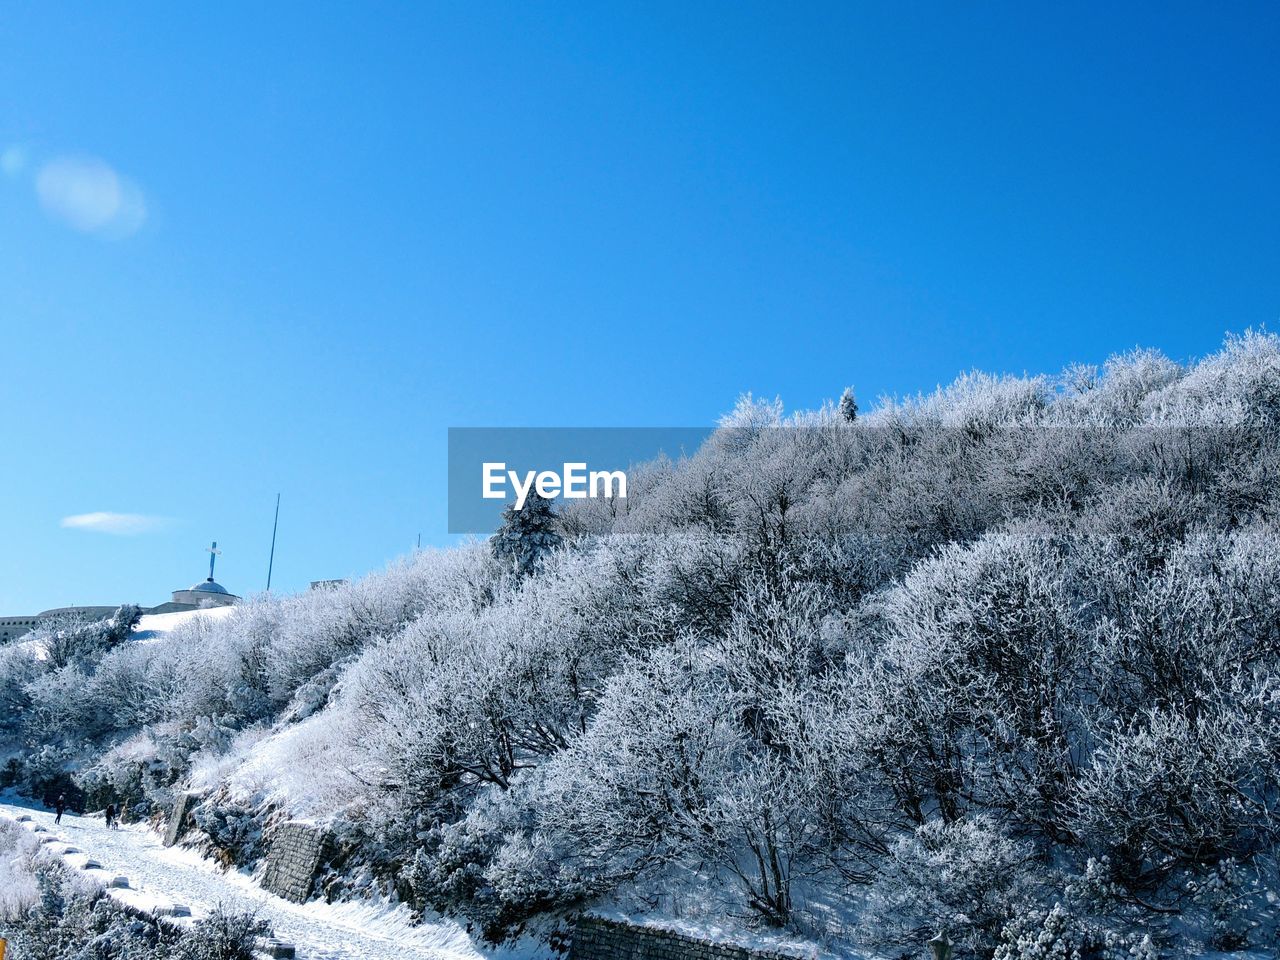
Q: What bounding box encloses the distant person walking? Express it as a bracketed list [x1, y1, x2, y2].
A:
[104, 802, 117, 830]
[54, 793, 66, 825]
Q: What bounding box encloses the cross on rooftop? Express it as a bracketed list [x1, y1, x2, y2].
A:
[206, 541, 221, 581]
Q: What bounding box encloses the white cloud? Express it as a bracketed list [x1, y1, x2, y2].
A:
[61, 512, 169, 535]
[35, 156, 146, 237]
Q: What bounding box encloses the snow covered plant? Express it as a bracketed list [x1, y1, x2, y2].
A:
[837, 526, 1094, 851]
[507, 644, 740, 886]
[177, 906, 270, 960]
[35, 605, 144, 671]
[1183, 858, 1277, 952]
[0, 819, 42, 921]
[476, 582, 864, 929]
[859, 815, 1039, 955]
[191, 792, 267, 867]
[992, 903, 1159, 960]
[1069, 706, 1277, 892]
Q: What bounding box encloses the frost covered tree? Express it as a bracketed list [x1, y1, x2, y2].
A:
[491, 491, 562, 575]
[861, 815, 1038, 955]
[839, 385, 858, 422]
[40, 604, 143, 670]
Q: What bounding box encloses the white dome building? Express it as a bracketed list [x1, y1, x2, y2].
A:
[2, 541, 242, 630]
[170, 577, 238, 608]
[150, 541, 240, 612]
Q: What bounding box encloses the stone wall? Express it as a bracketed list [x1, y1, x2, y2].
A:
[570, 916, 807, 960]
[164, 792, 202, 847]
[260, 822, 329, 903]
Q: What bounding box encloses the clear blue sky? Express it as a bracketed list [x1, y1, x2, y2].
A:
[1, 2, 1277, 613]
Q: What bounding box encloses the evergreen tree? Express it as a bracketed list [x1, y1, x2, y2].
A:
[839, 386, 859, 423]
[490, 492, 563, 575]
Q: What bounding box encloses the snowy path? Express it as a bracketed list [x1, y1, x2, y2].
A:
[0, 800, 486, 960]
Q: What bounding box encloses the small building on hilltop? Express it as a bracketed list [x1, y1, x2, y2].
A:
[2, 541, 242, 637]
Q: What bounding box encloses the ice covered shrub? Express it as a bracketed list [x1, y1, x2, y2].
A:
[1184, 857, 1278, 952]
[1058, 348, 1184, 426]
[860, 815, 1038, 955]
[404, 573, 861, 929]
[38, 604, 143, 670]
[263, 546, 494, 704]
[87, 640, 177, 730]
[405, 782, 599, 940]
[405, 819, 495, 922]
[855, 529, 1086, 831]
[1084, 529, 1278, 719]
[993, 904, 1158, 960]
[1144, 328, 1280, 427]
[993, 904, 1092, 960]
[483, 832, 593, 918]
[191, 792, 266, 867]
[86, 726, 196, 815]
[21, 744, 80, 807]
[1070, 706, 1276, 891]
[0, 643, 42, 734]
[0, 819, 42, 920]
[24, 665, 107, 740]
[278, 654, 354, 723]
[522, 644, 736, 876]
[516, 601, 851, 927]
[1075, 477, 1206, 574]
[176, 906, 269, 960]
[704, 577, 868, 923]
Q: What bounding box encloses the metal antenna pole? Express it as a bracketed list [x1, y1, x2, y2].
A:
[266, 494, 281, 592]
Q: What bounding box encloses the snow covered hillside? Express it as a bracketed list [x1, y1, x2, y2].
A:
[3, 333, 1280, 959]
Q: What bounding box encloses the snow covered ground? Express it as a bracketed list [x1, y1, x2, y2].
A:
[4, 607, 235, 659]
[0, 799, 507, 960]
[132, 606, 237, 643]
